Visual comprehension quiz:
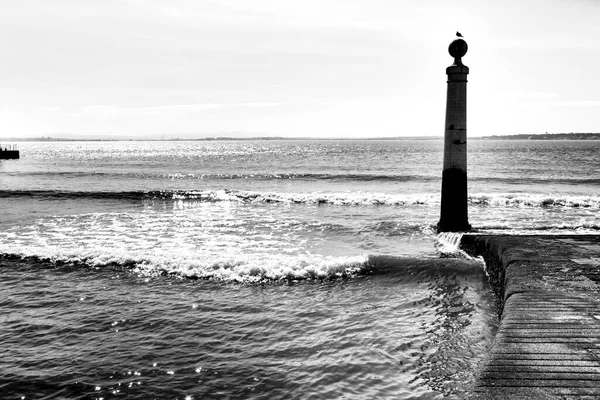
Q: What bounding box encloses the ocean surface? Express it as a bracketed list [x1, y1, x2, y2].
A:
[1, 139, 598, 399]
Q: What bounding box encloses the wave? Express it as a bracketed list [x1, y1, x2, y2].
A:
[173, 172, 430, 182]
[5, 170, 600, 185]
[4, 170, 431, 182]
[166, 190, 438, 206]
[0, 247, 486, 283]
[474, 223, 600, 233]
[435, 232, 465, 255]
[2, 189, 599, 208]
[469, 193, 600, 208]
[0, 189, 436, 206]
[0, 247, 370, 283]
[472, 176, 600, 186]
[0, 189, 145, 202]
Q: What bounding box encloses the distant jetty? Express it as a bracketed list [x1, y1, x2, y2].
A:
[0, 144, 19, 160]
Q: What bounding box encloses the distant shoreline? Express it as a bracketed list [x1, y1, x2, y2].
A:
[473, 133, 600, 140]
[2, 133, 599, 142]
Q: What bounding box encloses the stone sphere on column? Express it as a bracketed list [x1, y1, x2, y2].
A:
[448, 39, 468, 59]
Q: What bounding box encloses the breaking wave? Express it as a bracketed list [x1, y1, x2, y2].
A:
[2, 189, 599, 208]
[1, 248, 489, 283]
[469, 193, 600, 208]
[166, 190, 435, 206]
[475, 223, 600, 233]
[0, 189, 435, 206]
[0, 247, 370, 283]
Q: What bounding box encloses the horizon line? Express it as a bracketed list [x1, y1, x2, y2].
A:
[3, 132, 600, 142]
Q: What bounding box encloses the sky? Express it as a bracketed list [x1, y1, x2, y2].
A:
[0, 0, 599, 138]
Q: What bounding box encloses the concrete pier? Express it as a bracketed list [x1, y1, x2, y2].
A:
[0, 150, 19, 160]
[462, 235, 600, 399]
[438, 38, 471, 233]
[0, 144, 19, 160]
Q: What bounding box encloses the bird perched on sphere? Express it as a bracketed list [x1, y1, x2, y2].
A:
[456, 31, 464, 38]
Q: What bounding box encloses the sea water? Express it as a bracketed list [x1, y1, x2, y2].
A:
[1, 139, 598, 399]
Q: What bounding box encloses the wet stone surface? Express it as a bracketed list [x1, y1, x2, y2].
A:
[461, 235, 600, 399]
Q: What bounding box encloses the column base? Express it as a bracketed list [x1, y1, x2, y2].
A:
[436, 220, 471, 234]
[438, 167, 470, 233]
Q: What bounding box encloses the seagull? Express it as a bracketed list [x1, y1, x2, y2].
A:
[456, 31, 464, 38]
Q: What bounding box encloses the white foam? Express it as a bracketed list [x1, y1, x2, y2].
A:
[434, 232, 483, 261]
[469, 193, 600, 208]
[163, 190, 600, 209]
[1, 243, 369, 283]
[435, 232, 465, 255]
[166, 190, 437, 206]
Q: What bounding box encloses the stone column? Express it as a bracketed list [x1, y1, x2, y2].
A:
[437, 38, 471, 233]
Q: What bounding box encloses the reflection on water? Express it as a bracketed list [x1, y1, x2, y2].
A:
[0, 257, 497, 399]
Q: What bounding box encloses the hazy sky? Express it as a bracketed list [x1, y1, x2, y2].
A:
[1, 0, 599, 138]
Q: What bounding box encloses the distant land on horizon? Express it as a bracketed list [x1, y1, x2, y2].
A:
[2, 132, 600, 142]
[3, 135, 441, 142]
[473, 132, 600, 140]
